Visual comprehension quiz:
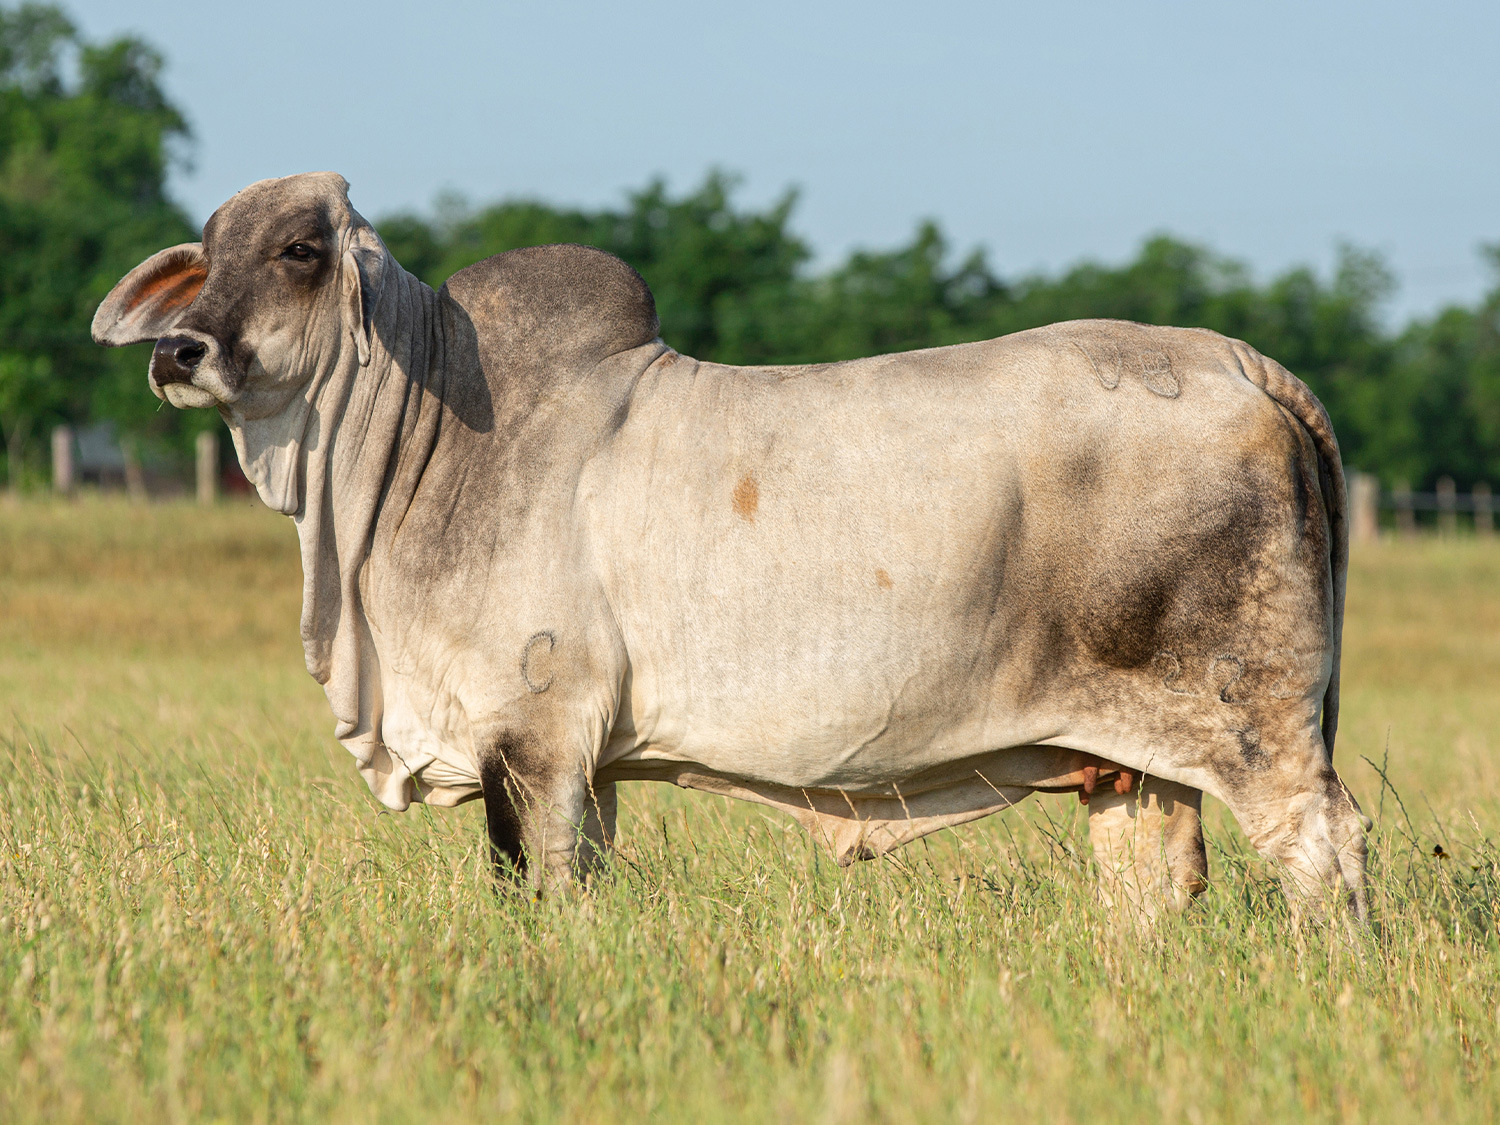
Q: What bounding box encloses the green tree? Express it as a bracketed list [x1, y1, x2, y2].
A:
[784, 223, 1004, 362]
[0, 349, 47, 490]
[0, 2, 196, 488]
[1375, 248, 1500, 489]
[381, 172, 811, 363]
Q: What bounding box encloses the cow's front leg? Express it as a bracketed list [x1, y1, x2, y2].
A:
[577, 781, 617, 882]
[477, 732, 603, 891]
[1086, 775, 1208, 922]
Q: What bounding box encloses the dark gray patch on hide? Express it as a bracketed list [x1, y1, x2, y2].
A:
[521, 631, 556, 694]
[1066, 448, 1104, 493]
[1232, 727, 1269, 770]
[1085, 568, 1177, 669]
[1070, 481, 1273, 673]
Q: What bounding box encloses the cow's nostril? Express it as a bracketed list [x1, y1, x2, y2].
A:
[151, 335, 208, 386]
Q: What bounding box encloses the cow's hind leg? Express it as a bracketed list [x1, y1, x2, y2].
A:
[1212, 728, 1369, 924]
[1087, 775, 1208, 922]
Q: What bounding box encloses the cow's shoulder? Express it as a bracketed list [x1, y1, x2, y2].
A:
[440, 244, 661, 370]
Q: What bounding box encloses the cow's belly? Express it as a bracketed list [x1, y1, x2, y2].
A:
[598, 639, 1228, 801]
[602, 535, 1044, 787]
[602, 712, 1058, 794]
[598, 535, 1102, 792]
[605, 690, 984, 791]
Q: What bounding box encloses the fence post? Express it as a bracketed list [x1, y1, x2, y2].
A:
[1437, 476, 1457, 537]
[1349, 472, 1379, 544]
[121, 437, 147, 503]
[1476, 482, 1494, 538]
[51, 425, 74, 495]
[1394, 481, 1415, 538]
[195, 429, 219, 506]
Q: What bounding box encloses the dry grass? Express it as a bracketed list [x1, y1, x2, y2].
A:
[3, 498, 1500, 1123]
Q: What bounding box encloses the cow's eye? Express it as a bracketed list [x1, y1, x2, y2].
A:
[281, 242, 318, 262]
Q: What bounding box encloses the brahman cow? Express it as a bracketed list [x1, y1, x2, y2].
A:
[93, 173, 1368, 920]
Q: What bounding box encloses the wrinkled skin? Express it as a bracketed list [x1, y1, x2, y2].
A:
[93, 173, 1368, 923]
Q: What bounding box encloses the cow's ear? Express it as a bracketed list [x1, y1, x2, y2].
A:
[92, 244, 208, 347]
[340, 225, 386, 367]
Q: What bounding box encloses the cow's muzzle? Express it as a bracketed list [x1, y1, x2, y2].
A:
[151, 336, 207, 386]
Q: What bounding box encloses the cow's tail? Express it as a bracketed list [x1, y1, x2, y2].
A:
[1238, 342, 1348, 757]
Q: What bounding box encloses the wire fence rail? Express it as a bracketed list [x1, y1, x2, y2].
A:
[1348, 472, 1494, 542]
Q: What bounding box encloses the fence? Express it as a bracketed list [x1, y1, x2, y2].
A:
[49, 424, 220, 505]
[1348, 472, 1494, 543]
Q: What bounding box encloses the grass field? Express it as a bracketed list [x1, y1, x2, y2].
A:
[3, 498, 1500, 1123]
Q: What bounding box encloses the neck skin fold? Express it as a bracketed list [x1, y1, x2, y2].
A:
[222, 264, 444, 768]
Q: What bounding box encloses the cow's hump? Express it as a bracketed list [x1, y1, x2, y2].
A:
[440, 244, 660, 377]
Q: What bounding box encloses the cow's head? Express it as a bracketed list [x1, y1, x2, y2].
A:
[92, 172, 386, 419]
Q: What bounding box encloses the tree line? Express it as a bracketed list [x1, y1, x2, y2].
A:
[2, 3, 1497, 492]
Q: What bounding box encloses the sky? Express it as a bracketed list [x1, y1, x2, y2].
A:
[66, 0, 1500, 324]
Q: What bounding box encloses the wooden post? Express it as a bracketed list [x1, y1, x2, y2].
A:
[1349, 472, 1379, 544]
[1476, 482, 1494, 538]
[1394, 481, 1415, 538]
[1437, 476, 1457, 537]
[195, 429, 219, 506]
[51, 425, 74, 495]
[121, 436, 147, 503]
